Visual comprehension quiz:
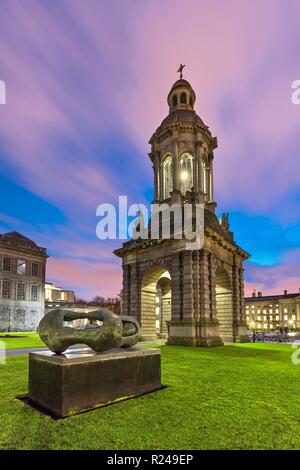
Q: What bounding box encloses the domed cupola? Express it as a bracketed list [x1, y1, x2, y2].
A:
[167, 78, 196, 112]
[149, 65, 218, 210]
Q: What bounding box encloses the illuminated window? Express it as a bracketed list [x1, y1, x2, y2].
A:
[257, 315, 261, 321]
[180, 153, 193, 194]
[284, 315, 288, 321]
[269, 315, 273, 320]
[31, 285, 39, 301]
[1, 280, 11, 299]
[270, 324, 273, 329]
[264, 324, 268, 329]
[31, 262, 39, 277]
[257, 324, 261, 329]
[276, 315, 279, 321]
[163, 155, 173, 199]
[17, 283, 25, 300]
[284, 308, 288, 313]
[263, 316, 267, 321]
[17, 259, 26, 275]
[257, 309, 261, 313]
[292, 314, 296, 321]
[2, 257, 12, 272]
[263, 309, 266, 314]
[269, 309, 273, 313]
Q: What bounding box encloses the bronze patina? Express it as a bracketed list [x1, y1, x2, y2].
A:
[38, 309, 140, 354]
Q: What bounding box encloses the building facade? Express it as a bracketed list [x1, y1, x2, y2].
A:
[0, 231, 47, 331]
[115, 73, 250, 346]
[245, 290, 300, 331]
[45, 282, 75, 308]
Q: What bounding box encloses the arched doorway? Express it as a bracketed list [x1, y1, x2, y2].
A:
[141, 266, 172, 340]
[215, 269, 233, 342]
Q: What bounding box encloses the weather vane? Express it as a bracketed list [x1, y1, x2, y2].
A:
[177, 64, 186, 79]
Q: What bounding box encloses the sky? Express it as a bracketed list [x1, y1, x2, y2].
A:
[0, 0, 299, 299]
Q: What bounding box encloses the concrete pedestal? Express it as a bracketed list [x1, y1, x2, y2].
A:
[28, 348, 161, 418]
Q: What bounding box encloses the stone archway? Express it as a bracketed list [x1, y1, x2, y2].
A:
[215, 268, 233, 342]
[140, 266, 172, 340]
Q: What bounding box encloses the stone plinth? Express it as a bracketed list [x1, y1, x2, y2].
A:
[28, 348, 161, 418]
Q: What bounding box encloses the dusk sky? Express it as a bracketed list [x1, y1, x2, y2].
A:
[0, 0, 299, 299]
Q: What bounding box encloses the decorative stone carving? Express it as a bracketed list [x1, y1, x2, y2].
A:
[219, 212, 230, 232]
[38, 309, 140, 354]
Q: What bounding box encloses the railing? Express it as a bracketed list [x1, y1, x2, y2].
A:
[249, 332, 297, 343]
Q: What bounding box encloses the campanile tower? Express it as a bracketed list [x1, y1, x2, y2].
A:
[115, 68, 250, 346]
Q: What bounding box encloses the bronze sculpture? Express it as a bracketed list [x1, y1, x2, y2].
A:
[38, 309, 140, 354]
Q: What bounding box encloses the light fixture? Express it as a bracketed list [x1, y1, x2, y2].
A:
[180, 171, 188, 181]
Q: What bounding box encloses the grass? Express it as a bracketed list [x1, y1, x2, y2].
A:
[0, 332, 44, 349]
[0, 343, 300, 450]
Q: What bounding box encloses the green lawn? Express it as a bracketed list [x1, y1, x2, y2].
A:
[0, 332, 44, 349]
[0, 343, 300, 450]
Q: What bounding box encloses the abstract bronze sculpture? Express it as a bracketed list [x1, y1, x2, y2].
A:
[38, 309, 140, 354]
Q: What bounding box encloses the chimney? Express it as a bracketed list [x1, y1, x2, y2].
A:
[284, 289, 288, 296]
[258, 291, 262, 297]
[252, 289, 257, 298]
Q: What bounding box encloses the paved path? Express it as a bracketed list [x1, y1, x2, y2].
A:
[5, 339, 166, 357]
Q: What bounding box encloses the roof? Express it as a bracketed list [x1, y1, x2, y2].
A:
[245, 292, 300, 302]
[0, 231, 47, 254]
[1, 231, 38, 247]
[155, 109, 206, 133]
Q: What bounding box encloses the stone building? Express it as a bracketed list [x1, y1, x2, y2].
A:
[115, 72, 250, 346]
[45, 282, 75, 307]
[245, 290, 300, 331]
[0, 231, 47, 331]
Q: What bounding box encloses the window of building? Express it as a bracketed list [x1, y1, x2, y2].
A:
[1, 280, 11, 299]
[180, 92, 187, 104]
[276, 315, 279, 321]
[263, 309, 266, 313]
[275, 309, 279, 314]
[284, 314, 288, 321]
[163, 155, 173, 199]
[257, 309, 260, 313]
[31, 284, 39, 301]
[17, 283, 25, 300]
[269, 315, 273, 320]
[172, 95, 178, 107]
[284, 308, 288, 313]
[31, 262, 39, 277]
[264, 323, 268, 329]
[17, 259, 26, 275]
[2, 257, 12, 272]
[270, 324, 273, 329]
[269, 309, 273, 313]
[263, 316, 267, 321]
[257, 315, 261, 321]
[257, 324, 261, 329]
[180, 153, 193, 194]
[292, 314, 296, 321]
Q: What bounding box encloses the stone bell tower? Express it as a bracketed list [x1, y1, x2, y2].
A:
[115, 67, 250, 347]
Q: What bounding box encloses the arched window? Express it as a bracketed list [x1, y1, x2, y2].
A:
[172, 94, 178, 107]
[180, 92, 187, 104]
[163, 155, 173, 199]
[189, 95, 193, 106]
[180, 153, 193, 194]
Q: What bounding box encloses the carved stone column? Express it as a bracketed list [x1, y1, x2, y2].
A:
[154, 152, 160, 201]
[198, 250, 223, 346]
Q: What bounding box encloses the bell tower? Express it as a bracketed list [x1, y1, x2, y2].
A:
[115, 67, 250, 347]
[150, 70, 217, 211]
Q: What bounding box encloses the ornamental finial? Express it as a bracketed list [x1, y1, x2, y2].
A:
[177, 64, 186, 79]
